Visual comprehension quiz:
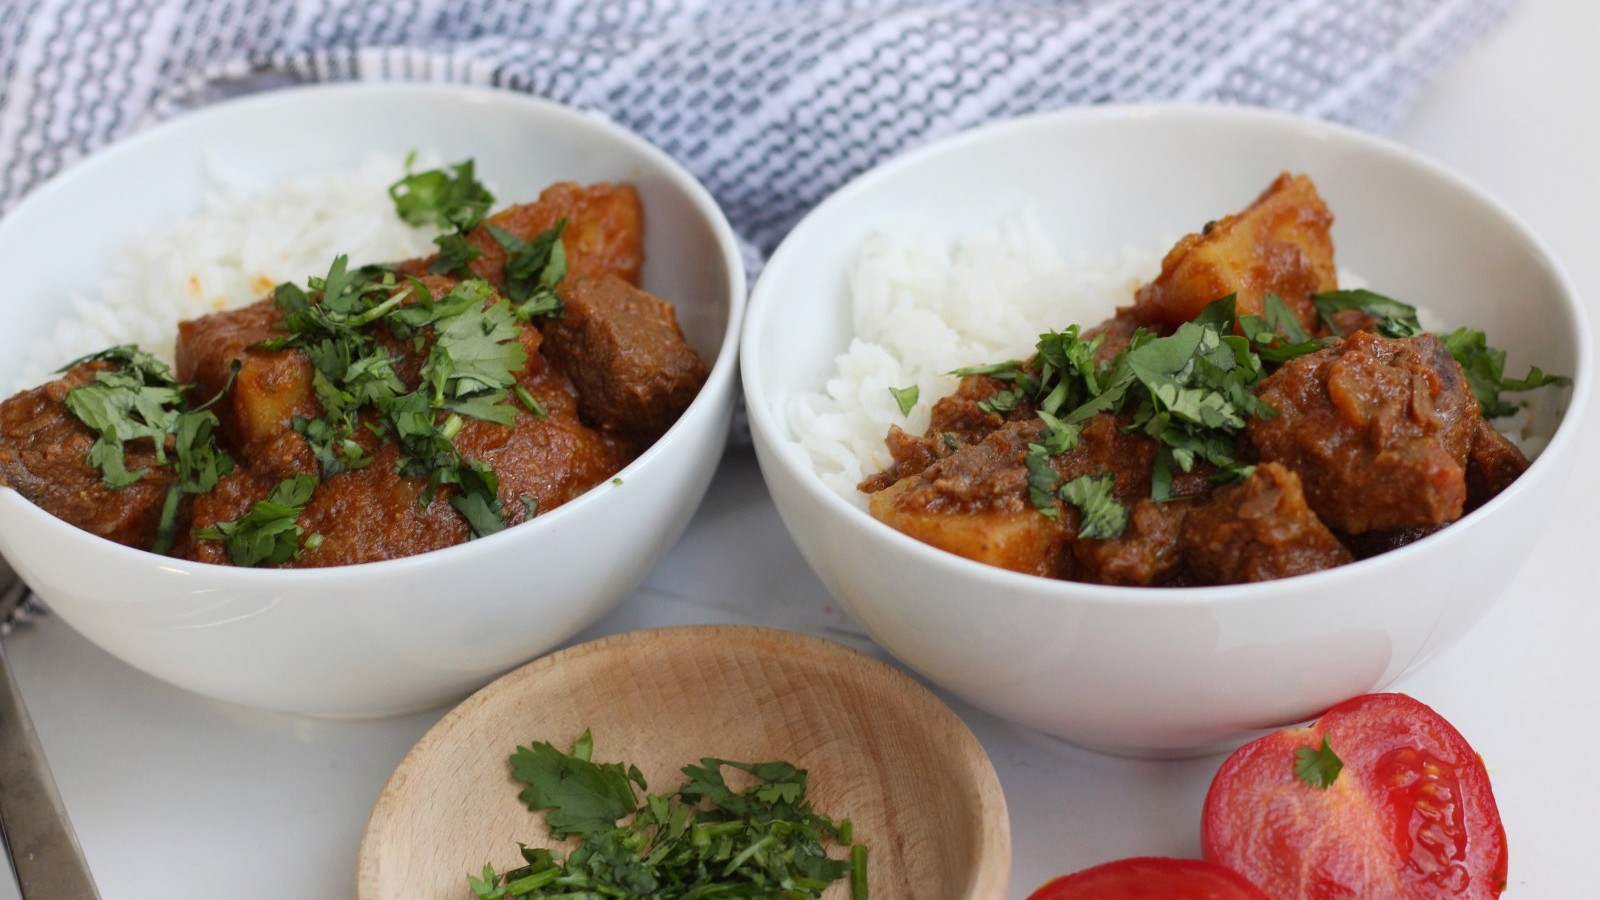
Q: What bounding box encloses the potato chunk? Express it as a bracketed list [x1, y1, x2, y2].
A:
[175, 297, 319, 460]
[1132, 173, 1337, 334]
[868, 420, 1071, 579]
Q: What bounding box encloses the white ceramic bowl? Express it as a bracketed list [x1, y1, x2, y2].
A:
[742, 104, 1591, 756]
[0, 83, 745, 716]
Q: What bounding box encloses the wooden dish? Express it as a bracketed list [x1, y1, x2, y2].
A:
[357, 625, 1010, 899]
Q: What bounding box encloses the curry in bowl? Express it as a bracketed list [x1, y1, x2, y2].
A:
[851, 174, 1563, 586]
[0, 164, 705, 567]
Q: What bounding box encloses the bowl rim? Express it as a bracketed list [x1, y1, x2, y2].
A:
[355, 623, 1013, 898]
[741, 101, 1593, 609]
[0, 80, 749, 580]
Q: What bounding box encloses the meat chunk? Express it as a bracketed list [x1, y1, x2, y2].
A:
[866, 414, 1179, 580]
[0, 362, 176, 549]
[1131, 173, 1337, 335]
[1248, 331, 1478, 534]
[397, 181, 644, 288]
[867, 418, 1070, 578]
[857, 374, 1022, 493]
[1465, 416, 1530, 511]
[540, 274, 707, 444]
[1072, 498, 1189, 586]
[1181, 462, 1353, 584]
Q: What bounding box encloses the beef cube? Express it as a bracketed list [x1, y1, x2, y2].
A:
[1465, 416, 1531, 510]
[540, 274, 706, 443]
[1181, 462, 1353, 584]
[0, 362, 176, 549]
[1248, 331, 1478, 534]
[1072, 498, 1188, 586]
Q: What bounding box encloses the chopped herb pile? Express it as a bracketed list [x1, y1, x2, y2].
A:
[263, 251, 559, 544]
[469, 731, 868, 899]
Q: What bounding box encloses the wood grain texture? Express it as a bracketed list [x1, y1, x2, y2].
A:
[357, 625, 1010, 899]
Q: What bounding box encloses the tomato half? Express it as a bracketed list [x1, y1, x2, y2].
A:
[1026, 857, 1271, 899]
[1202, 692, 1508, 899]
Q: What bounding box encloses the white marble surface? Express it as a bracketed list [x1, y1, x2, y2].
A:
[4, 2, 1597, 897]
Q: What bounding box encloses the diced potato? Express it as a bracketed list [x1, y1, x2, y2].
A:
[1132, 173, 1337, 334]
[175, 298, 318, 458]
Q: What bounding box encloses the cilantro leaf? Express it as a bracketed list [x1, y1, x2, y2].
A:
[1311, 289, 1424, 338]
[1294, 736, 1344, 789]
[59, 346, 238, 555]
[429, 232, 483, 277]
[388, 157, 495, 232]
[1060, 472, 1128, 540]
[487, 220, 569, 315]
[1438, 326, 1570, 419]
[510, 732, 643, 840]
[60, 346, 188, 486]
[888, 384, 918, 416]
[194, 473, 319, 567]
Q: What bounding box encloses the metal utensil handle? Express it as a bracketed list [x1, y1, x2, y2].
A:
[0, 561, 102, 899]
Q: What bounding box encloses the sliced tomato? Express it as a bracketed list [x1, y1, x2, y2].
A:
[1202, 692, 1507, 899]
[1026, 856, 1271, 899]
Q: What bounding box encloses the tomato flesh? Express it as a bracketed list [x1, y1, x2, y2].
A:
[1202, 692, 1507, 899]
[1026, 856, 1271, 900]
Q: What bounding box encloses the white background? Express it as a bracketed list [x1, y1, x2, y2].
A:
[5, 2, 1597, 897]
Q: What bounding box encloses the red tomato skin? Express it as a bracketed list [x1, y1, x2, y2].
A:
[1202, 693, 1508, 900]
[1026, 856, 1272, 900]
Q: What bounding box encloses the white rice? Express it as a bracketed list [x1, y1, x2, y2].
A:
[791, 214, 1553, 503]
[12, 151, 447, 392]
[787, 210, 1160, 501]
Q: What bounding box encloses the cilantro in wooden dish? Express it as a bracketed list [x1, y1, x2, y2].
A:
[470, 731, 869, 899]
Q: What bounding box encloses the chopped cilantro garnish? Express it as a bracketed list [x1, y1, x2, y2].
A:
[1315, 288, 1569, 417]
[1311, 289, 1425, 339]
[978, 388, 1021, 415]
[888, 384, 919, 416]
[194, 473, 318, 567]
[429, 232, 484, 277]
[389, 157, 495, 233]
[471, 732, 866, 898]
[487, 219, 569, 317]
[1294, 736, 1344, 789]
[263, 254, 537, 538]
[60, 346, 191, 487]
[1060, 472, 1128, 539]
[58, 346, 237, 555]
[1438, 326, 1570, 419]
[1025, 443, 1062, 518]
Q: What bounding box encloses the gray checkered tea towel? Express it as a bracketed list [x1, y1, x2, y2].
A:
[1, 0, 1514, 265]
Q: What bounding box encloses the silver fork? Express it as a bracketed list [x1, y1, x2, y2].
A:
[0, 556, 102, 899]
